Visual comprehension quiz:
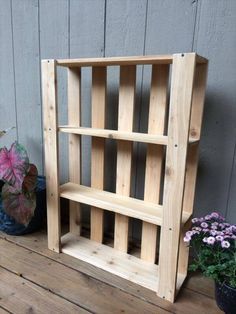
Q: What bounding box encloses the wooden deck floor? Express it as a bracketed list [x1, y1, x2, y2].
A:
[0, 230, 222, 314]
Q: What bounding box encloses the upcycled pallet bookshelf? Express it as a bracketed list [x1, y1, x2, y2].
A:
[42, 53, 208, 302]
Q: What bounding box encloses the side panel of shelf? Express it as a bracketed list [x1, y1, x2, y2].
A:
[158, 53, 196, 302]
[42, 60, 61, 252]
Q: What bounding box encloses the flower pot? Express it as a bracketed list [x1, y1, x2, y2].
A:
[215, 281, 236, 314]
[0, 176, 46, 235]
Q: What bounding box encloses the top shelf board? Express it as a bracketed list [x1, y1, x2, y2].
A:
[52, 54, 207, 68]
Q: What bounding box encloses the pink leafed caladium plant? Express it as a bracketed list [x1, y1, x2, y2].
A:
[0, 141, 38, 226]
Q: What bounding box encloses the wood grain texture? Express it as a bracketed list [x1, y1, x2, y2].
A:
[42, 60, 61, 252]
[91, 67, 106, 242]
[0, 232, 222, 314]
[11, 0, 42, 172]
[68, 68, 81, 235]
[0, 266, 87, 314]
[141, 64, 169, 263]
[158, 53, 196, 302]
[114, 66, 136, 252]
[59, 126, 168, 145]
[0, 238, 167, 314]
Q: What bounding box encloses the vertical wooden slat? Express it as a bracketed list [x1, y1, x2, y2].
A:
[141, 65, 169, 263]
[157, 53, 196, 302]
[114, 65, 136, 252]
[178, 62, 208, 276]
[91, 67, 107, 242]
[42, 60, 60, 252]
[68, 68, 81, 235]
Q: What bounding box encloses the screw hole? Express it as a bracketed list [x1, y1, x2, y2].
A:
[169, 228, 172, 231]
[181, 53, 184, 57]
[175, 144, 178, 147]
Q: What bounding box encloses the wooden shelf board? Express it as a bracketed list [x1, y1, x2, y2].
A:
[46, 54, 207, 68]
[60, 183, 163, 225]
[61, 233, 186, 293]
[59, 126, 168, 145]
[61, 233, 158, 291]
[60, 183, 191, 226]
[56, 55, 173, 67]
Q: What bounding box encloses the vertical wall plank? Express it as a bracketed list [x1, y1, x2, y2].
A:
[91, 67, 106, 242]
[42, 60, 60, 253]
[11, 0, 42, 172]
[194, 0, 236, 218]
[158, 53, 196, 302]
[141, 65, 169, 263]
[0, 0, 17, 146]
[68, 68, 81, 235]
[39, 0, 69, 182]
[70, 0, 105, 189]
[114, 66, 136, 252]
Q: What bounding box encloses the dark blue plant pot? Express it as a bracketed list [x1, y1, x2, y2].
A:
[0, 176, 46, 235]
[215, 281, 236, 314]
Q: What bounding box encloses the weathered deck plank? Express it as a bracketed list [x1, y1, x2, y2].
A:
[0, 231, 221, 314]
[0, 266, 88, 314]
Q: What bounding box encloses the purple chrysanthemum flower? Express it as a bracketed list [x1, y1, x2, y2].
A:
[221, 241, 230, 248]
[210, 230, 217, 236]
[216, 235, 224, 241]
[205, 215, 211, 220]
[203, 237, 208, 243]
[184, 235, 191, 243]
[207, 236, 215, 245]
[201, 222, 208, 228]
[192, 218, 199, 223]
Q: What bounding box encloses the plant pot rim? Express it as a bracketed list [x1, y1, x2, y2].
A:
[216, 281, 236, 291]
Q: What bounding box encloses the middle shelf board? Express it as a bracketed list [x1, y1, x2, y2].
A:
[59, 126, 168, 145]
[60, 182, 191, 226]
[59, 126, 199, 145]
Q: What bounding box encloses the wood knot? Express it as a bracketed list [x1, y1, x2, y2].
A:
[190, 129, 197, 137]
[165, 167, 172, 176]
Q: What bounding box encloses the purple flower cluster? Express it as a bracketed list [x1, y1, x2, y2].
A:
[184, 211, 236, 249]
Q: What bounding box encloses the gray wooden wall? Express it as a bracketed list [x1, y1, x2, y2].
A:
[0, 0, 236, 224]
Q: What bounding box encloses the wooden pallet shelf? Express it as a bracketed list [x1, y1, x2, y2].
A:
[60, 182, 191, 226]
[42, 53, 208, 303]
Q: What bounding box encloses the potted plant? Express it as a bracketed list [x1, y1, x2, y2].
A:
[184, 212, 236, 313]
[0, 129, 46, 235]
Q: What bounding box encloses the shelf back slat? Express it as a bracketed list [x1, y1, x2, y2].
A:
[90, 67, 107, 243]
[141, 64, 169, 263]
[68, 68, 82, 236]
[114, 65, 136, 252]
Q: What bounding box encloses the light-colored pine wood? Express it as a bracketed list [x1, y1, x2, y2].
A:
[178, 62, 208, 276]
[59, 126, 168, 145]
[68, 67, 81, 235]
[56, 54, 207, 67]
[158, 53, 197, 302]
[61, 182, 172, 225]
[141, 64, 169, 263]
[43, 54, 208, 303]
[62, 233, 159, 292]
[114, 65, 136, 252]
[91, 67, 106, 242]
[42, 60, 61, 252]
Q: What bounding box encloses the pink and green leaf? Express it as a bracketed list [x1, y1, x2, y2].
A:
[2, 183, 36, 226]
[23, 164, 38, 192]
[0, 142, 29, 190]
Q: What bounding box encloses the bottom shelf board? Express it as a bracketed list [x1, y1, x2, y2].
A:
[61, 233, 186, 294]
